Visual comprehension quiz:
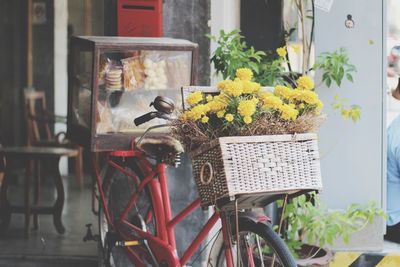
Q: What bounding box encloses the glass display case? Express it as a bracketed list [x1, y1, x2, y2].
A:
[67, 36, 198, 151]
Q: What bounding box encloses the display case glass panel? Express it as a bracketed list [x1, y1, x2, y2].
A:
[96, 50, 192, 134]
[71, 50, 93, 129]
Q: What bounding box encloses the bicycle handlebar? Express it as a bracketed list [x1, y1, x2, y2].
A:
[134, 111, 173, 127]
[134, 112, 158, 126]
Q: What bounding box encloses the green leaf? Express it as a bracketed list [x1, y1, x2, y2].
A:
[346, 73, 354, 83]
[325, 77, 332, 88]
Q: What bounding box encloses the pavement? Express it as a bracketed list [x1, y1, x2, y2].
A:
[2, 171, 400, 266]
[0, 173, 98, 266]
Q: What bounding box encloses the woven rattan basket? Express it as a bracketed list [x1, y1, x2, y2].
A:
[190, 133, 323, 208]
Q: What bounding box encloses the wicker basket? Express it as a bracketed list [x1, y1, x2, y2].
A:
[190, 133, 323, 208]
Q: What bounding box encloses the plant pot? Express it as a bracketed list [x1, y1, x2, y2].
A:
[296, 244, 333, 267]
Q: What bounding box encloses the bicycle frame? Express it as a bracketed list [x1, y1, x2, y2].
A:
[92, 147, 236, 267]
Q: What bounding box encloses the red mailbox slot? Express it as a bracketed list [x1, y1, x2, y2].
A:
[117, 0, 163, 37]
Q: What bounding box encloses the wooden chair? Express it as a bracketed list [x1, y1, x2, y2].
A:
[24, 90, 84, 189]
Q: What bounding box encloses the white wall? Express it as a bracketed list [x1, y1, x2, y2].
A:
[315, 0, 386, 249]
[54, 1, 68, 175]
[210, 0, 240, 84]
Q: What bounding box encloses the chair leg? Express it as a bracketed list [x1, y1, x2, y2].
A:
[75, 147, 84, 190]
[33, 160, 40, 230]
[0, 170, 11, 234]
[24, 162, 32, 238]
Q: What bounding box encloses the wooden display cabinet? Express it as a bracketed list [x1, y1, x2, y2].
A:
[67, 36, 198, 151]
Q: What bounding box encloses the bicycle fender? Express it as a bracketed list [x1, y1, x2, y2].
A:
[234, 211, 271, 225]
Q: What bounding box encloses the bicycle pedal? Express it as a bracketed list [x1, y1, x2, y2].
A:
[115, 240, 141, 247]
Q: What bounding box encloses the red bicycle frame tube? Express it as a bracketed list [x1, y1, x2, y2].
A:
[92, 151, 235, 267]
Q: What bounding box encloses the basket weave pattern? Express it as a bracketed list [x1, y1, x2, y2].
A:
[191, 133, 322, 207]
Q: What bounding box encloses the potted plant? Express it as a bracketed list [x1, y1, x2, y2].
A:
[277, 192, 386, 266]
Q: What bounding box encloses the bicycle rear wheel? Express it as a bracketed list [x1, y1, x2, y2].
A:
[209, 217, 296, 267]
[98, 157, 155, 267]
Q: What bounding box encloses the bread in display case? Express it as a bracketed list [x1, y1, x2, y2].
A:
[67, 36, 198, 151]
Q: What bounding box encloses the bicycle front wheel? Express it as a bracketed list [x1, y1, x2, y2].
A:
[209, 218, 297, 267]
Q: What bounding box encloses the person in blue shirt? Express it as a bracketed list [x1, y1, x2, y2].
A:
[385, 79, 400, 243]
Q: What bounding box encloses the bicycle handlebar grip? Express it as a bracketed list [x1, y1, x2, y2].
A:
[134, 112, 157, 126]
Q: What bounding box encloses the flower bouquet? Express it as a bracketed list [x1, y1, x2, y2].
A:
[172, 68, 324, 208]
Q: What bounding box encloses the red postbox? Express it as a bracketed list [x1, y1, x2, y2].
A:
[117, 0, 163, 37]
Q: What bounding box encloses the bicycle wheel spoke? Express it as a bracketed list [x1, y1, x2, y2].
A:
[255, 234, 266, 267]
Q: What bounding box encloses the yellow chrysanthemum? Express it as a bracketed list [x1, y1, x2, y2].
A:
[236, 68, 253, 81]
[243, 116, 252, 124]
[185, 104, 210, 121]
[217, 110, 225, 118]
[221, 80, 243, 97]
[279, 104, 299, 121]
[207, 96, 228, 112]
[292, 90, 320, 105]
[276, 46, 287, 58]
[262, 95, 283, 110]
[225, 113, 234, 122]
[251, 97, 259, 104]
[238, 100, 257, 117]
[201, 116, 209, 123]
[258, 92, 274, 102]
[217, 80, 229, 90]
[274, 85, 294, 100]
[242, 80, 261, 94]
[206, 95, 213, 102]
[186, 91, 203, 106]
[296, 76, 315, 90]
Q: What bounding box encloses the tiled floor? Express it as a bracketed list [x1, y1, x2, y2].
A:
[0, 173, 98, 266]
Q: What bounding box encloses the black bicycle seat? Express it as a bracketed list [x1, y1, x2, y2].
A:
[136, 135, 183, 158]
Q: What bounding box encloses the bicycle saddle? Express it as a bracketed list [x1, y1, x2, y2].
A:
[136, 135, 183, 159]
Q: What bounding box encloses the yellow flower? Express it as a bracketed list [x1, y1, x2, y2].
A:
[292, 44, 300, 54]
[258, 91, 274, 102]
[207, 96, 228, 112]
[217, 80, 229, 90]
[296, 76, 315, 90]
[225, 113, 234, 122]
[206, 95, 213, 102]
[315, 101, 324, 114]
[251, 97, 259, 104]
[201, 116, 209, 123]
[221, 80, 243, 97]
[242, 80, 261, 94]
[292, 90, 320, 105]
[238, 100, 257, 117]
[274, 85, 294, 100]
[276, 46, 287, 58]
[180, 112, 188, 121]
[279, 104, 299, 121]
[217, 111, 225, 118]
[185, 104, 210, 121]
[243, 116, 252, 124]
[186, 91, 203, 106]
[262, 95, 283, 110]
[236, 68, 253, 81]
[341, 109, 350, 119]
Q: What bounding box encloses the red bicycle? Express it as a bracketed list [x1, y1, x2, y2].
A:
[93, 96, 297, 267]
